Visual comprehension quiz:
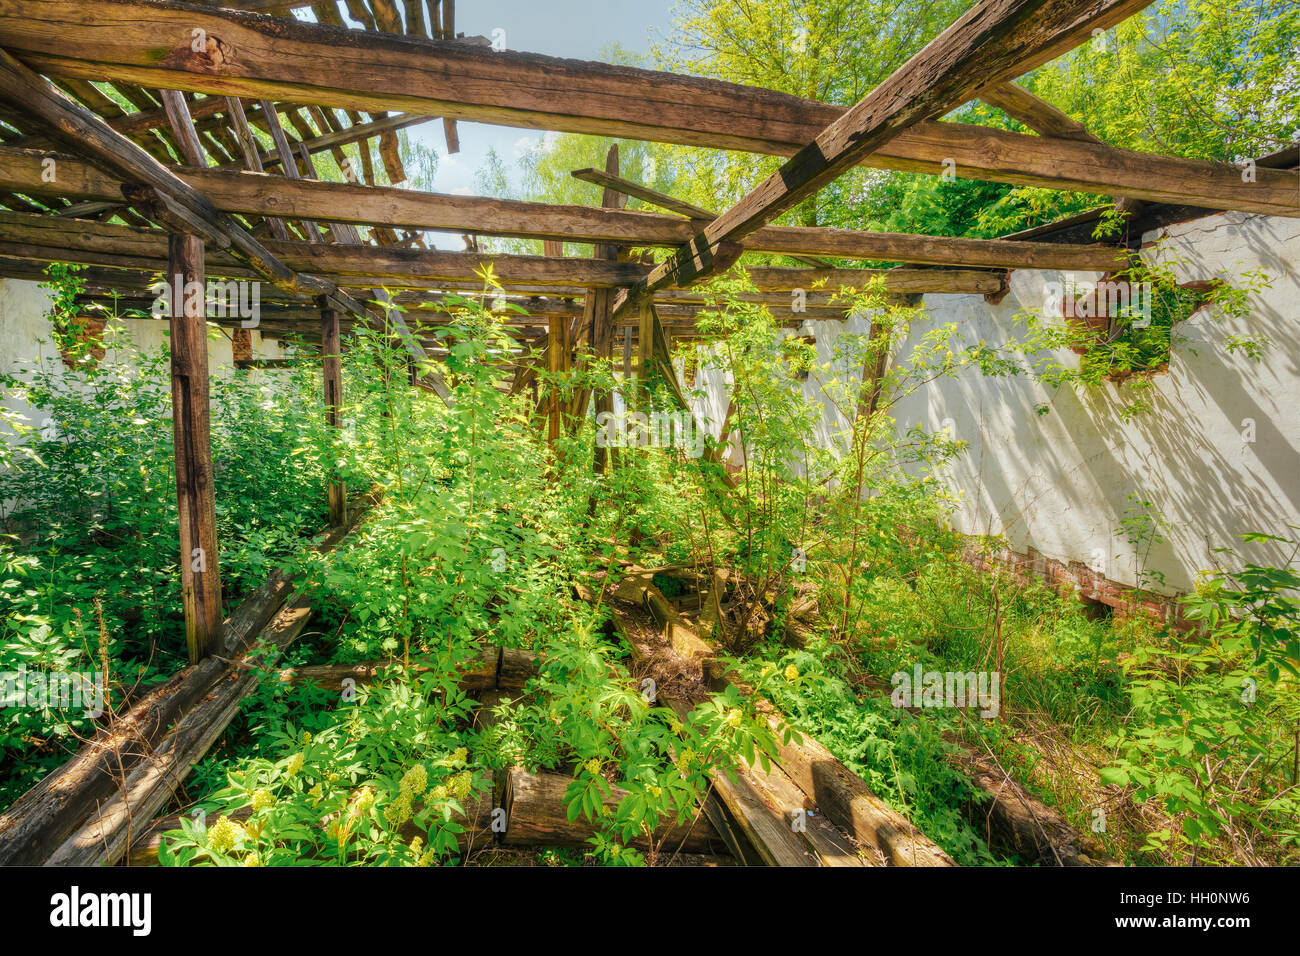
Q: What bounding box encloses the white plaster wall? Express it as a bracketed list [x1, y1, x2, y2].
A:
[0, 276, 293, 443]
[699, 212, 1300, 593]
[0, 278, 58, 437]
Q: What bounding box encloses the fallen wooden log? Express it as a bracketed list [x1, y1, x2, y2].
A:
[498, 648, 540, 691]
[696, 568, 728, 644]
[501, 769, 722, 855]
[46, 600, 318, 867]
[781, 588, 821, 648]
[614, 611, 851, 866]
[124, 779, 499, 866]
[0, 650, 230, 867]
[619, 577, 950, 866]
[642, 585, 716, 683]
[742, 751, 868, 867]
[761, 710, 955, 866]
[689, 786, 765, 865]
[0, 494, 377, 867]
[951, 744, 1116, 866]
[659, 695, 820, 866]
[277, 645, 502, 693]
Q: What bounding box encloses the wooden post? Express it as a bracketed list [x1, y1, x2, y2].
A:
[588, 145, 626, 475]
[637, 295, 654, 406]
[540, 239, 568, 446]
[321, 301, 347, 527]
[546, 313, 563, 445]
[168, 233, 224, 663]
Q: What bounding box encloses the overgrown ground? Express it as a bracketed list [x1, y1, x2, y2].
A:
[1, 276, 1296, 866]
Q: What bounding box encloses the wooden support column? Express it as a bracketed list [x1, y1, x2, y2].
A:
[853, 311, 894, 454]
[546, 313, 563, 446]
[637, 295, 654, 404]
[537, 239, 568, 446]
[167, 233, 224, 663]
[586, 144, 626, 473]
[320, 300, 346, 527]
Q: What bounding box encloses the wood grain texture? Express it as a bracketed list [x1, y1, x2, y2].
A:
[0, 147, 1130, 270]
[167, 233, 225, 663]
[0, 210, 1008, 295]
[45, 600, 316, 866]
[502, 769, 722, 854]
[320, 302, 346, 526]
[0, 1, 1291, 214]
[637, 0, 1162, 295]
[978, 81, 1101, 142]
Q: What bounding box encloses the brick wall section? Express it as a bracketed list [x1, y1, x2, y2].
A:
[960, 539, 1195, 631]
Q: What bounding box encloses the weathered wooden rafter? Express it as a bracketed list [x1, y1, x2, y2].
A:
[0, 147, 1131, 272]
[977, 81, 1101, 143]
[629, 0, 1163, 306]
[0, 47, 367, 311]
[0, 1, 1292, 217]
[573, 165, 836, 268]
[0, 210, 1007, 296]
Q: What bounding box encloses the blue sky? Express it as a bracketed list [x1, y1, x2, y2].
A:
[403, 1, 676, 199]
[292, 1, 678, 247]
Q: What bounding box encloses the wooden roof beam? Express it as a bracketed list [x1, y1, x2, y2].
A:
[977, 82, 1102, 143]
[572, 167, 714, 221]
[0, 46, 363, 311]
[0, 48, 454, 401]
[573, 166, 834, 268]
[628, 0, 1160, 307]
[0, 209, 1006, 295]
[1, 0, 1291, 217]
[0, 148, 1130, 272]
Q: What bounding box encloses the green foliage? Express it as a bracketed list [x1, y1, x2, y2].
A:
[1102, 546, 1300, 863]
[1012, 258, 1271, 420]
[161, 676, 483, 866]
[152, 280, 777, 866]
[8, 0, 1299, 867]
[1030, 1, 1300, 162]
[0, 274, 331, 801]
[741, 650, 1003, 865]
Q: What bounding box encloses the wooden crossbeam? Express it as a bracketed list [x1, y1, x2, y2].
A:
[574, 166, 834, 268]
[0, 208, 1006, 295]
[74, 295, 851, 332]
[0, 148, 1131, 272]
[572, 166, 713, 220]
[2, 1, 1292, 216]
[0, 52, 455, 401]
[630, 0, 1160, 303]
[0, 46, 360, 309]
[9, 93, 229, 149]
[978, 81, 1101, 143]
